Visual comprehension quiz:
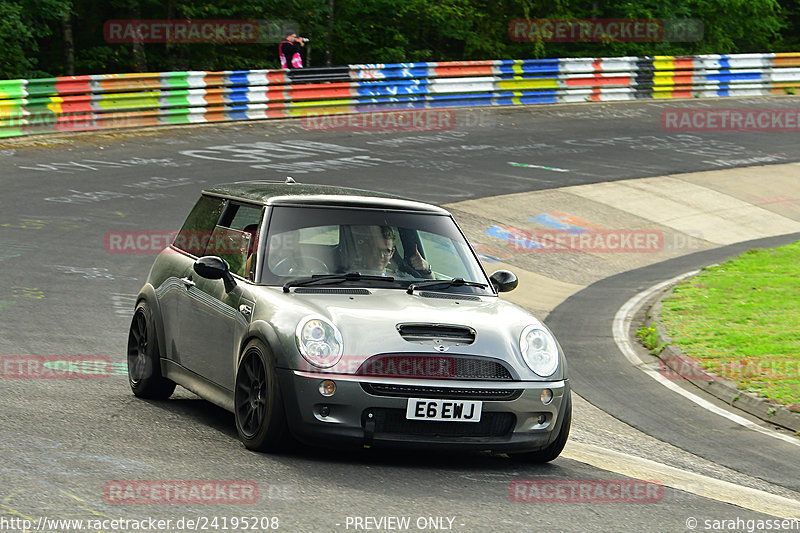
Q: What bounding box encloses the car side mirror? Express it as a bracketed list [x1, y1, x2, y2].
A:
[490, 270, 518, 293]
[194, 256, 237, 292]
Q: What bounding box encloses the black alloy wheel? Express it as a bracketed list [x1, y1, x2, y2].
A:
[127, 301, 176, 399]
[234, 340, 290, 452]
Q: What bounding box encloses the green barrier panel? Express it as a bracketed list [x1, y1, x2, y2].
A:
[0, 80, 26, 99]
[160, 90, 193, 109]
[162, 72, 192, 90]
[25, 78, 58, 98]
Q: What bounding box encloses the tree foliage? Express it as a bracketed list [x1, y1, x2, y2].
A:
[0, 0, 795, 78]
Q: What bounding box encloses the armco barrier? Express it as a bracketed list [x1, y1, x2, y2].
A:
[1, 52, 799, 138]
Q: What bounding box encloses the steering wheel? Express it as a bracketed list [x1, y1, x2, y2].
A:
[273, 255, 329, 276]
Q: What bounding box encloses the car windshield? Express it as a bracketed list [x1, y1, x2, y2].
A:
[259, 205, 491, 293]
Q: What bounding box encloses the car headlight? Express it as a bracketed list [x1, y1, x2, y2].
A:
[519, 325, 559, 377]
[295, 316, 343, 368]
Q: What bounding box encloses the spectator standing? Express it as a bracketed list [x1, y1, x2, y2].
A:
[279, 32, 305, 69]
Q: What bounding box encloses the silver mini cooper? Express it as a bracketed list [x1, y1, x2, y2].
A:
[128, 180, 571, 462]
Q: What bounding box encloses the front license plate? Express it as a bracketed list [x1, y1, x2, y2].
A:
[405, 398, 482, 422]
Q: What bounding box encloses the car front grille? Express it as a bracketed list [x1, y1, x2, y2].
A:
[356, 354, 514, 380]
[361, 383, 521, 401]
[454, 358, 513, 380]
[364, 408, 515, 439]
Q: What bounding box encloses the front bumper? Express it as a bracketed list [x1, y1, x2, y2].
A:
[277, 368, 570, 452]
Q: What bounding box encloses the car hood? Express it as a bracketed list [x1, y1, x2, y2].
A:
[257, 287, 562, 381]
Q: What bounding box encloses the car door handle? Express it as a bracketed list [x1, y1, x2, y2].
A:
[180, 276, 195, 288]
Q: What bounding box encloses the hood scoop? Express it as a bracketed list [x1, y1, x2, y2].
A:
[397, 323, 476, 346]
[293, 288, 371, 295]
[418, 291, 481, 301]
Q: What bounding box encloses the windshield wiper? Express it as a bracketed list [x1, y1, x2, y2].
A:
[283, 273, 396, 292]
[406, 278, 488, 295]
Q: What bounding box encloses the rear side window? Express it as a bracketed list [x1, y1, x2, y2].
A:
[205, 203, 264, 279]
[173, 195, 225, 255]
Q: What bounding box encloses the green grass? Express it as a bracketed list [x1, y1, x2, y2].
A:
[636, 324, 664, 355]
[658, 241, 800, 406]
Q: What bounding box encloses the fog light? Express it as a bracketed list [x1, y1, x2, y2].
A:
[537, 414, 547, 425]
[319, 380, 336, 397]
[320, 405, 330, 417]
[541, 389, 553, 405]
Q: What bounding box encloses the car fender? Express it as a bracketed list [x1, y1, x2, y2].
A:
[135, 283, 167, 361]
[240, 319, 286, 368]
[555, 338, 568, 381]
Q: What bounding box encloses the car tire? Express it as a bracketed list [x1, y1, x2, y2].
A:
[127, 300, 176, 400]
[511, 391, 571, 463]
[234, 339, 291, 452]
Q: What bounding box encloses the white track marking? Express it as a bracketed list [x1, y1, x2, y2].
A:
[562, 441, 800, 518]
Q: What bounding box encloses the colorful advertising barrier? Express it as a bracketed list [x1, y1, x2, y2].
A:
[1, 52, 799, 138]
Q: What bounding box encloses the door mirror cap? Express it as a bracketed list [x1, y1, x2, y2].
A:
[194, 256, 236, 292]
[489, 270, 518, 293]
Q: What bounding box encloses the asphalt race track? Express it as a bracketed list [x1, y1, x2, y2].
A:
[1, 97, 799, 532]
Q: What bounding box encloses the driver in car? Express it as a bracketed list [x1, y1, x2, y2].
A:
[355, 226, 432, 278]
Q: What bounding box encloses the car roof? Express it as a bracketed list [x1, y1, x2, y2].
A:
[202, 180, 450, 214]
